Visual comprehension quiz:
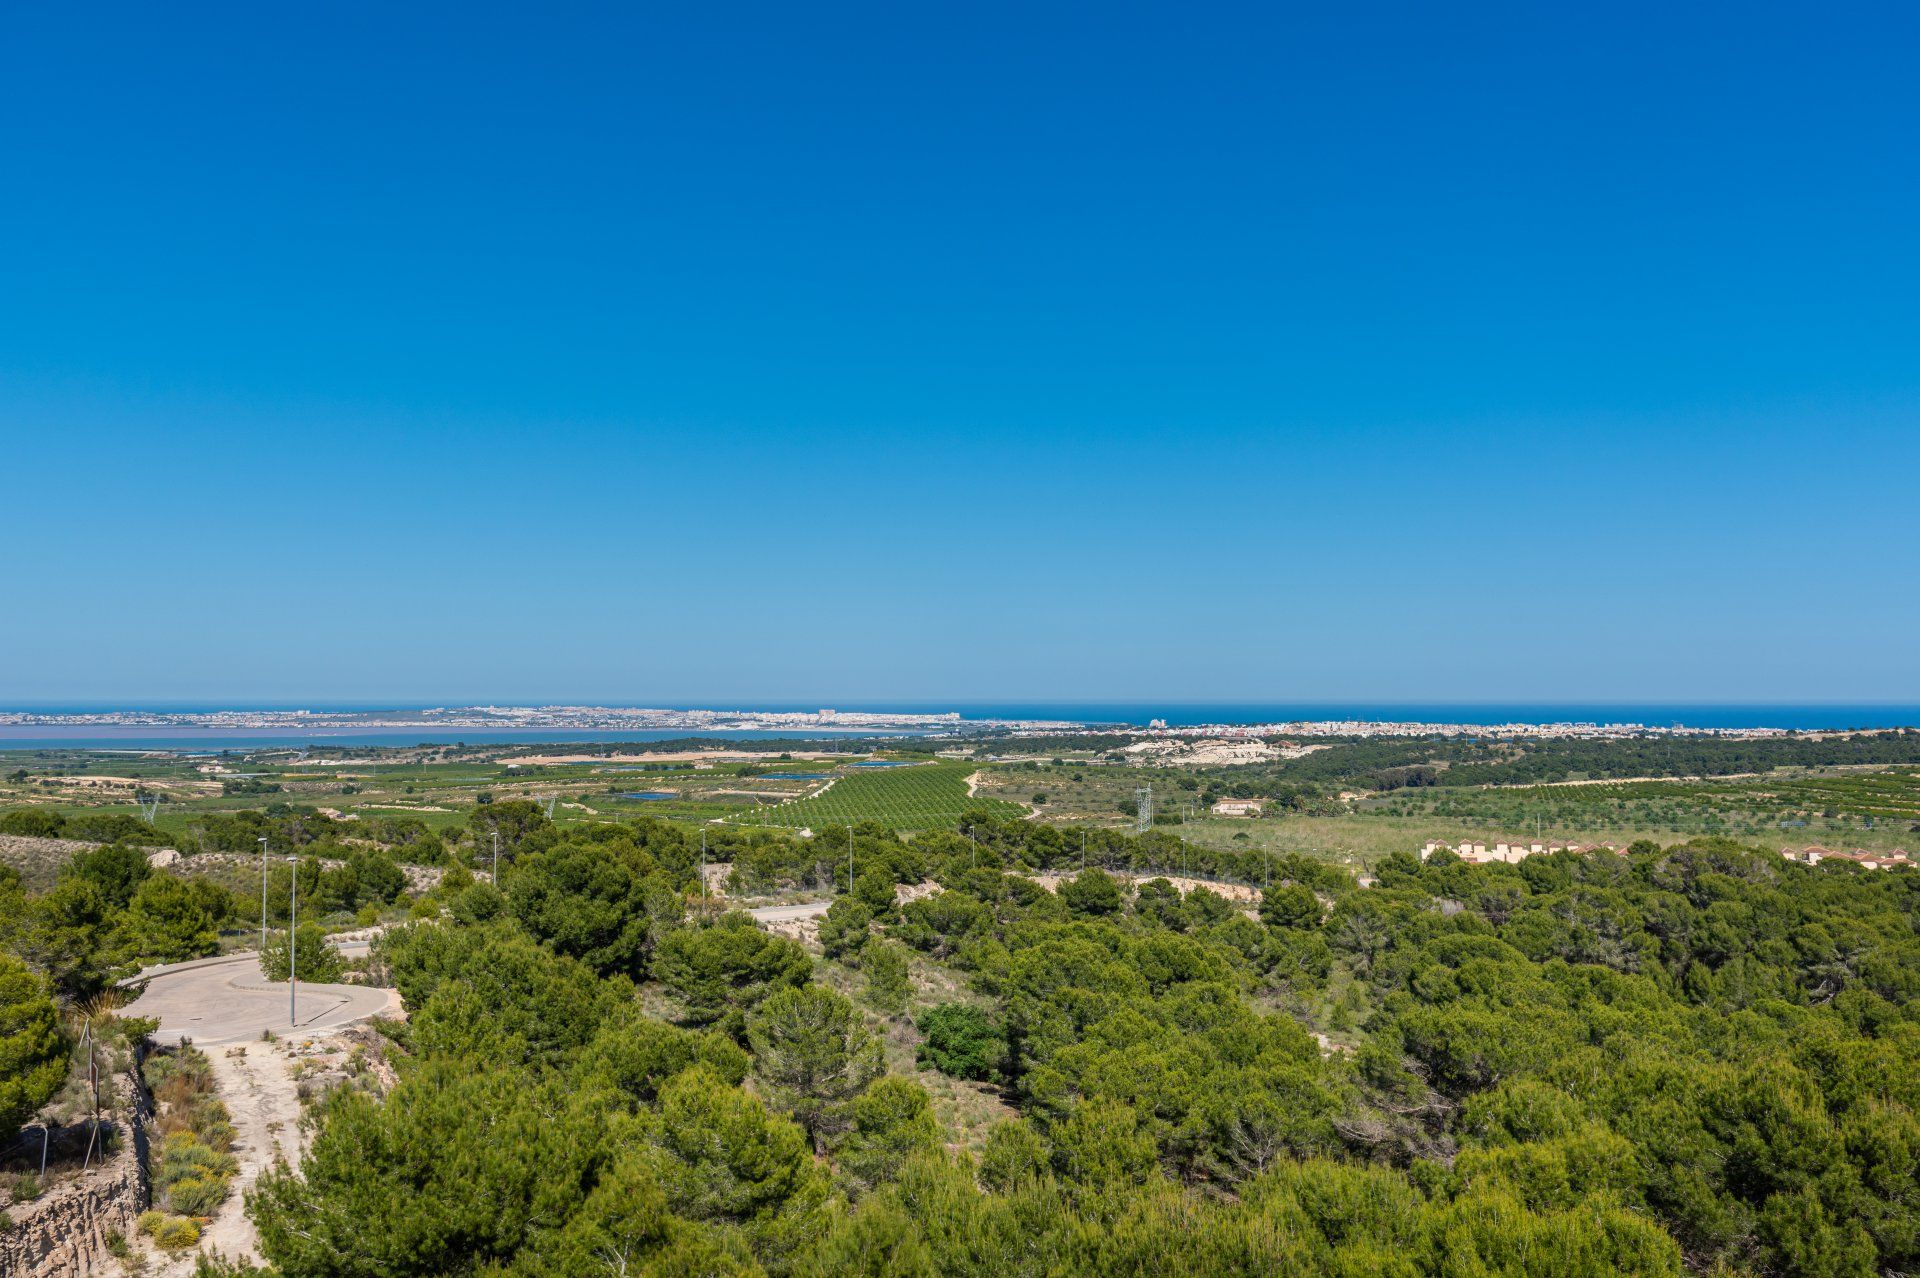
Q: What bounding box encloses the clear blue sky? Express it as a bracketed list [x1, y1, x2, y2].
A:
[3, 2, 1916, 705]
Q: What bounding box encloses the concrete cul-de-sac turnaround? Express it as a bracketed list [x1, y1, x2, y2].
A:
[122, 939, 396, 1047]
[120, 903, 833, 1047]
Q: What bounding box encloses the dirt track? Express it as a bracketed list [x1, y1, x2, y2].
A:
[149, 1041, 307, 1274]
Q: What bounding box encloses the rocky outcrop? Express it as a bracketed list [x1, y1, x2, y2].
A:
[0, 1120, 149, 1278]
[166, 849, 443, 892]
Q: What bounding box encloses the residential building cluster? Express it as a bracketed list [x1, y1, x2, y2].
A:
[1779, 846, 1912, 871]
[1420, 838, 1626, 865]
[1020, 720, 1802, 742]
[1417, 838, 1914, 872]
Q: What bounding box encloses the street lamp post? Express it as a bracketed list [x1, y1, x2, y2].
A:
[258, 836, 269, 953]
[287, 855, 299, 1027]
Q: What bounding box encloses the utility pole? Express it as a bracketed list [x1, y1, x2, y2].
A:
[287, 855, 299, 1027]
[846, 824, 854, 892]
[80, 1020, 98, 1169]
[1080, 829, 1087, 873]
[258, 836, 269, 954]
[699, 829, 708, 915]
[492, 831, 500, 883]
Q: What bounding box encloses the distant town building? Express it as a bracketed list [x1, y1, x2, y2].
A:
[1211, 798, 1265, 816]
[1420, 838, 1626, 865]
[1781, 846, 1911, 870]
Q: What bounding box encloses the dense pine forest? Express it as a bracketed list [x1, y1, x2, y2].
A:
[245, 817, 1920, 1271]
[3, 800, 1917, 1275]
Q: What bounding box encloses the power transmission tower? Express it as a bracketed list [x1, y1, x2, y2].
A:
[1134, 783, 1152, 834]
[138, 793, 162, 823]
[540, 794, 558, 819]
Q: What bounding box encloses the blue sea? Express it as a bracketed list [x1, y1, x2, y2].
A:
[0, 702, 1913, 750]
[939, 703, 1920, 731]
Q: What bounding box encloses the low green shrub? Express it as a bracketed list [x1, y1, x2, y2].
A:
[152, 1214, 201, 1251]
[260, 924, 344, 983]
[156, 1131, 236, 1215]
[915, 1002, 1006, 1081]
[168, 1173, 227, 1216]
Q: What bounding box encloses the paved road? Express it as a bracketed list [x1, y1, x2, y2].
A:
[747, 900, 832, 924]
[123, 940, 392, 1047]
[123, 907, 826, 1047]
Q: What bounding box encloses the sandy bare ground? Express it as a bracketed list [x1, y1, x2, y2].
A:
[1028, 870, 1262, 903]
[896, 880, 943, 905]
[149, 1026, 403, 1274]
[39, 774, 222, 794]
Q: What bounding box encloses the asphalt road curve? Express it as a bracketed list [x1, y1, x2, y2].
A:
[121, 905, 830, 1047]
[123, 941, 392, 1047]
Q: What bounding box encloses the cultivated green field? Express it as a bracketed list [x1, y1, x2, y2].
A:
[740, 760, 1019, 832]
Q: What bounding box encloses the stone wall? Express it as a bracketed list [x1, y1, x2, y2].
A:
[0, 1119, 149, 1278]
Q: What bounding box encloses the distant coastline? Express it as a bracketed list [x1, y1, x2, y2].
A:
[0, 701, 1914, 751]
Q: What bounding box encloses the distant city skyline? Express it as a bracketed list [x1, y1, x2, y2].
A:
[2, 701, 1916, 741]
[4, 4, 1917, 703]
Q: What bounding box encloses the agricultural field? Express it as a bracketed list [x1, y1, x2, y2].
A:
[7, 743, 1917, 873]
[973, 759, 1920, 868]
[0, 745, 1026, 845]
[1374, 766, 1920, 850]
[0, 745, 874, 836]
[739, 760, 1021, 832]
[972, 758, 1215, 825]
